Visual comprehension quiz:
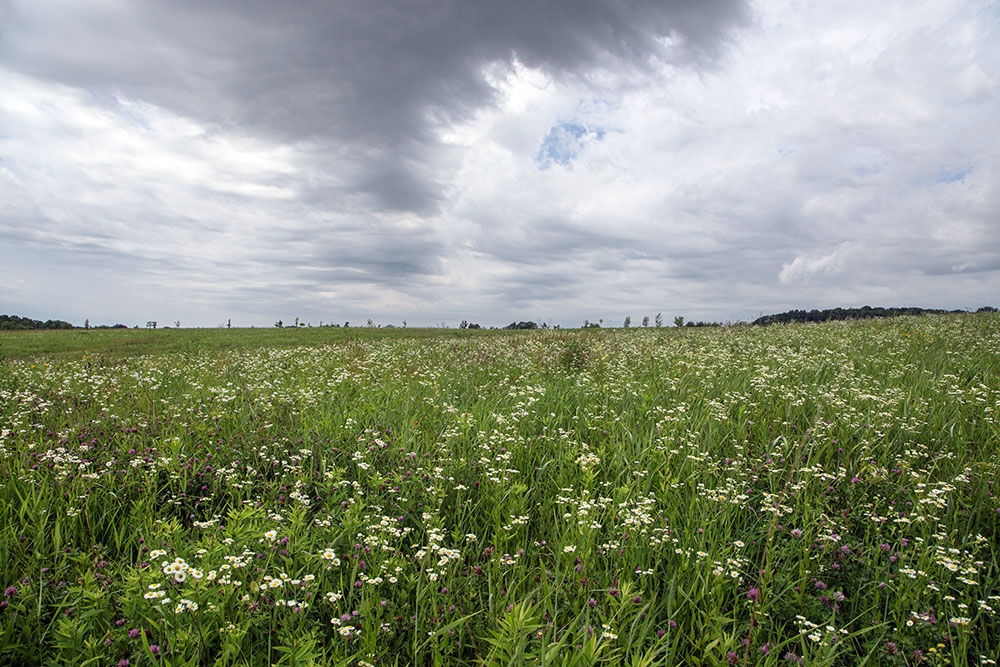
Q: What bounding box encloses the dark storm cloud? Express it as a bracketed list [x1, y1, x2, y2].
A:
[0, 0, 749, 213]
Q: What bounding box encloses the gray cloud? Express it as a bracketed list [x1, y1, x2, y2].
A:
[1, 0, 998, 328]
[0, 0, 748, 214]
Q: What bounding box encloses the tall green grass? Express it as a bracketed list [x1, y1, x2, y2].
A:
[0, 315, 997, 665]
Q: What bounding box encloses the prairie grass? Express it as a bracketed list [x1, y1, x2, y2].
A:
[0, 314, 997, 665]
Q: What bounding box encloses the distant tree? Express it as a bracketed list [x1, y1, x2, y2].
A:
[642, 316, 649, 327]
[504, 321, 538, 330]
[294, 317, 299, 328]
[84, 318, 89, 330]
[402, 320, 407, 328]
[367, 318, 374, 328]
[467, 323, 482, 330]
[344, 321, 350, 328]
[460, 320, 468, 329]
[0, 315, 74, 330]
[655, 313, 663, 327]
[227, 319, 231, 329]
[623, 316, 631, 328]
[175, 320, 181, 328]
[674, 316, 684, 328]
[751, 305, 960, 326]
[275, 320, 283, 328]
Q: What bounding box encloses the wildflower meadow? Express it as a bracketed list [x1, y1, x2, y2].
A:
[0, 314, 998, 666]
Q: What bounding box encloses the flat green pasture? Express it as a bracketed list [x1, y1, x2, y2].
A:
[0, 326, 493, 361]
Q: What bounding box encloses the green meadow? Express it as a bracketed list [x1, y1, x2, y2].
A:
[0, 315, 997, 665]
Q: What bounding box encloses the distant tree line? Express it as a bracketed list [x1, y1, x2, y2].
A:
[0, 315, 131, 330]
[751, 305, 993, 326]
[1, 314, 75, 330]
[6, 306, 994, 333]
[619, 314, 723, 328]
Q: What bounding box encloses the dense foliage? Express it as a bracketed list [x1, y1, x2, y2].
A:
[0, 315, 998, 665]
[0, 314, 75, 330]
[750, 306, 985, 326]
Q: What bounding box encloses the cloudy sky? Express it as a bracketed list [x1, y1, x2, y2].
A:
[1, 0, 998, 328]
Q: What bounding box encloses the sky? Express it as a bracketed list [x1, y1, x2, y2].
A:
[1, 0, 998, 328]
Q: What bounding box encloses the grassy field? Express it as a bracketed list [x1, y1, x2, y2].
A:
[0, 326, 493, 362]
[0, 315, 998, 665]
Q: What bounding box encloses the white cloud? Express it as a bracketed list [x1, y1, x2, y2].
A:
[778, 243, 854, 284]
[0, 0, 998, 326]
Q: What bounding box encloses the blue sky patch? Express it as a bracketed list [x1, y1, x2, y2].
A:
[536, 122, 607, 169]
[851, 163, 883, 177]
[936, 165, 972, 184]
